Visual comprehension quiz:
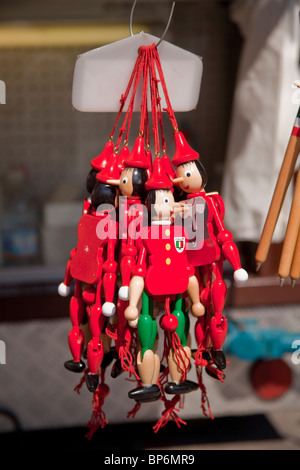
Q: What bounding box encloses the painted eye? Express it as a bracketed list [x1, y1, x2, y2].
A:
[122, 176, 128, 184]
[184, 170, 192, 177]
[164, 197, 169, 204]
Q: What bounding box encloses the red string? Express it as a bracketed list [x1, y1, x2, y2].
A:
[153, 367, 187, 433]
[124, 48, 146, 143]
[85, 369, 109, 440]
[105, 324, 140, 380]
[153, 47, 178, 132]
[119, 345, 140, 380]
[115, 47, 146, 151]
[153, 305, 190, 433]
[161, 326, 170, 365]
[163, 297, 190, 383]
[127, 402, 141, 420]
[150, 46, 166, 154]
[196, 365, 215, 420]
[148, 45, 160, 156]
[171, 332, 189, 383]
[144, 95, 150, 149]
[74, 369, 88, 394]
[125, 329, 142, 419]
[109, 51, 143, 143]
[105, 323, 118, 340]
[139, 47, 150, 137]
[164, 296, 171, 316]
[111, 44, 175, 157]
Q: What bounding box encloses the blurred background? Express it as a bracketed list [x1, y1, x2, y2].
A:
[0, 0, 300, 451]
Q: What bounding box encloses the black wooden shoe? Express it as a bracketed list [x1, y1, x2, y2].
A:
[64, 359, 85, 373]
[165, 380, 199, 395]
[128, 384, 161, 402]
[101, 351, 116, 370]
[205, 365, 225, 381]
[211, 350, 227, 370]
[110, 358, 125, 378]
[86, 372, 99, 392]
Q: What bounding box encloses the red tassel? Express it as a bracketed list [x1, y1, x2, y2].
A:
[85, 371, 109, 440]
[196, 365, 214, 420]
[74, 369, 88, 395]
[119, 345, 140, 381]
[171, 331, 189, 383]
[205, 363, 226, 383]
[105, 324, 140, 380]
[105, 323, 118, 340]
[153, 363, 186, 433]
[126, 402, 141, 420]
[153, 395, 187, 433]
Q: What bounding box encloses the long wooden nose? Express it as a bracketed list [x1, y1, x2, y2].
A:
[106, 179, 120, 186]
[172, 176, 184, 184]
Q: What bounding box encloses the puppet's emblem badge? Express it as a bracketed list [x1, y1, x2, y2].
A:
[174, 237, 185, 253]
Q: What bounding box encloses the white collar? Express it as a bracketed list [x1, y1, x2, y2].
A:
[151, 220, 172, 226]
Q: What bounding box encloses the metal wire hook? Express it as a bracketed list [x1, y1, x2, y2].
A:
[129, 0, 175, 47]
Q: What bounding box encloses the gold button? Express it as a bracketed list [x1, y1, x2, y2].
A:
[165, 229, 170, 236]
[165, 243, 171, 251]
[166, 258, 171, 265]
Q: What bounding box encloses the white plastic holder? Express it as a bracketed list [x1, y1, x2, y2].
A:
[72, 32, 203, 113]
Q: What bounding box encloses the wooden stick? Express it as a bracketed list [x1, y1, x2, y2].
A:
[278, 169, 300, 283]
[290, 227, 300, 286]
[255, 108, 300, 271]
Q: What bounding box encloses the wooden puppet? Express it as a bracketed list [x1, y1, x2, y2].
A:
[107, 136, 150, 301]
[58, 151, 120, 392]
[124, 157, 205, 403]
[172, 131, 248, 375]
[102, 137, 151, 379]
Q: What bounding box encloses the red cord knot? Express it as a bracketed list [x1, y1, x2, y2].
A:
[153, 396, 187, 433]
[127, 402, 141, 420]
[105, 323, 118, 340]
[194, 348, 208, 367]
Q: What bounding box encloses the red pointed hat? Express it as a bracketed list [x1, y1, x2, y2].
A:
[96, 151, 120, 183]
[162, 153, 176, 180]
[117, 145, 130, 173]
[123, 136, 150, 169]
[146, 149, 153, 172]
[172, 131, 199, 167]
[145, 157, 173, 190]
[91, 140, 114, 171]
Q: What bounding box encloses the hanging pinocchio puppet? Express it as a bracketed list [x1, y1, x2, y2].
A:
[58, 150, 120, 393]
[172, 130, 248, 377]
[104, 137, 150, 380]
[102, 45, 153, 380]
[124, 156, 205, 403]
[108, 136, 150, 301]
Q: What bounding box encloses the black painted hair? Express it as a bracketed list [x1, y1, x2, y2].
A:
[86, 169, 99, 194]
[179, 160, 208, 189]
[122, 167, 148, 199]
[173, 185, 186, 203]
[91, 181, 117, 209]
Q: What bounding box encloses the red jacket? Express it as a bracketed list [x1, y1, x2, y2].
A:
[132, 222, 194, 299]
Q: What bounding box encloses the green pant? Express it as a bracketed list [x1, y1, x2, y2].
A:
[138, 292, 189, 358]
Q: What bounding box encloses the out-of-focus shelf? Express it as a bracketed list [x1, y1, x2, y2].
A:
[0, 264, 299, 323]
[0, 264, 70, 323]
[0, 264, 65, 284]
[226, 274, 300, 308]
[0, 265, 66, 295]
